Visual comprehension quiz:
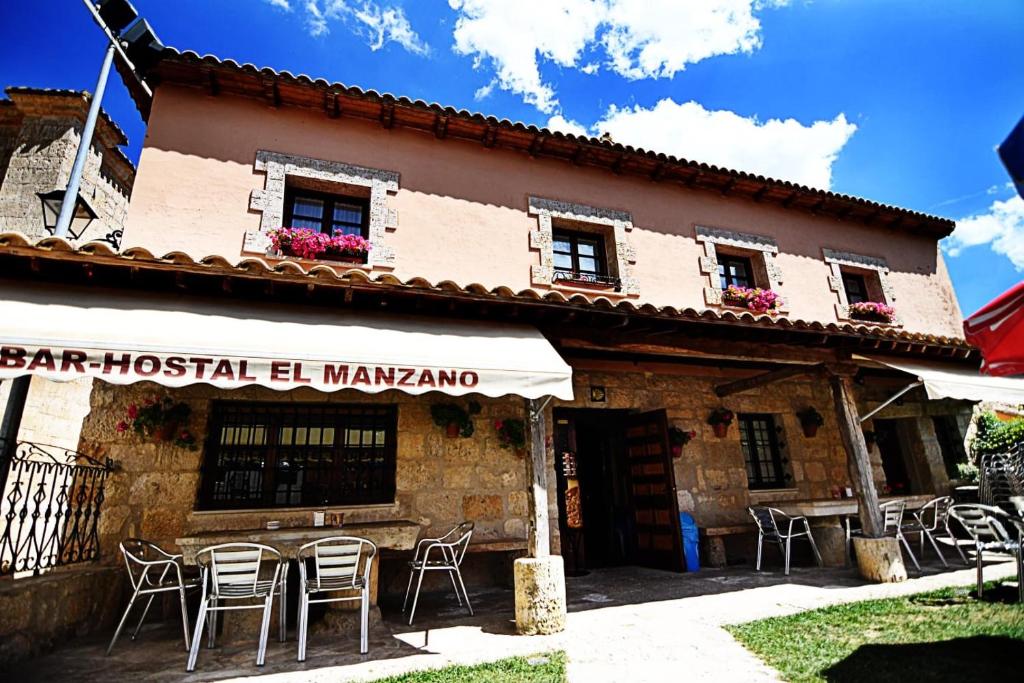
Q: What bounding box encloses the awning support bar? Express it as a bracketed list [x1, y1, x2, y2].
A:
[859, 381, 923, 423]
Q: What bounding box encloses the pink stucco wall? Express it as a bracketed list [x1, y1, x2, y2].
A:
[124, 85, 964, 338]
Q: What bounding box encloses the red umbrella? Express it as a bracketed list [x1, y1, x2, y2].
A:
[964, 281, 1024, 376]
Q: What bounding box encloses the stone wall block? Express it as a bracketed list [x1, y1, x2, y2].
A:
[462, 494, 503, 520]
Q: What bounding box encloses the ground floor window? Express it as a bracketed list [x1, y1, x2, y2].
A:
[197, 401, 397, 510]
[739, 413, 789, 489]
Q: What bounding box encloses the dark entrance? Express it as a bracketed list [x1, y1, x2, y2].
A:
[553, 408, 683, 573]
[873, 419, 913, 494]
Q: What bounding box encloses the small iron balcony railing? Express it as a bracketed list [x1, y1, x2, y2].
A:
[552, 269, 622, 291]
[0, 441, 114, 577]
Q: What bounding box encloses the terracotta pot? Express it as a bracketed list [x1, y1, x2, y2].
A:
[802, 423, 819, 438]
[712, 422, 729, 438]
[671, 444, 683, 458]
[445, 422, 461, 438]
[152, 422, 179, 442]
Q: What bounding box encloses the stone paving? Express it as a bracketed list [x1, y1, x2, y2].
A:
[10, 555, 1017, 683]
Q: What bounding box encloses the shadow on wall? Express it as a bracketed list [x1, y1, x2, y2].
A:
[821, 635, 1024, 682]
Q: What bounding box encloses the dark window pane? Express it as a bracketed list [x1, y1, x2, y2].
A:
[554, 253, 573, 269]
[720, 255, 754, 289]
[577, 241, 596, 257]
[198, 402, 397, 510]
[578, 256, 598, 273]
[843, 273, 868, 304]
[553, 238, 572, 253]
[738, 413, 786, 489]
[332, 224, 364, 237]
[333, 203, 363, 225]
[291, 217, 323, 231]
[552, 230, 609, 280]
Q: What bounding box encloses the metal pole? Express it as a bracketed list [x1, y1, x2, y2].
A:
[54, 42, 115, 238]
[0, 376, 30, 495]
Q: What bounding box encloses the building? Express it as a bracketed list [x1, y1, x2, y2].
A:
[3, 48, 1022, 663]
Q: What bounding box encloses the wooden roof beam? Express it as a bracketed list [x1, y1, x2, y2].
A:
[379, 101, 395, 128]
[434, 113, 449, 139]
[715, 363, 826, 397]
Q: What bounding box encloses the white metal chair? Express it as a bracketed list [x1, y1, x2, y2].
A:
[846, 499, 921, 570]
[295, 536, 377, 661]
[747, 507, 823, 576]
[187, 543, 286, 671]
[902, 496, 969, 567]
[950, 504, 1023, 602]
[107, 538, 199, 655]
[402, 521, 474, 625]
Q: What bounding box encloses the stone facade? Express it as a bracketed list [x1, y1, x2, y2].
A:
[79, 381, 531, 558]
[0, 87, 134, 244]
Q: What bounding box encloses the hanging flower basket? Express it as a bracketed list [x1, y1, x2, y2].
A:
[116, 396, 197, 449]
[797, 407, 825, 438]
[494, 418, 527, 456]
[668, 426, 697, 457]
[268, 227, 372, 263]
[721, 285, 783, 315]
[707, 408, 734, 438]
[431, 401, 482, 438]
[848, 301, 896, 324]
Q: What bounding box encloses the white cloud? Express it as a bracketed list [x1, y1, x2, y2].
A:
[943, 195, 1024, 270]
[264, 0, 292, 10]
[300, 1, 429, 55]
[449, 0, 604, 114]
[546, 114, 590, 138]
[448, 0, 788, 113]
[561, 99, 855, 189]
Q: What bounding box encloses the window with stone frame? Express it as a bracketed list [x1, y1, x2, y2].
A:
[196, 401, 398, 510]
[738, 413, 791, 490]
[551, 226, 618, 289]
[823, 249, 897, 324]
[696, 226, 784, 311]
[839, 267, 883, 305]
[284, 186, 370, 238]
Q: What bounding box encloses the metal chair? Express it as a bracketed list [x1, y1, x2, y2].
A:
[902, 496, 969, 567]
[950, 504, 1023, 602]
[402, 521, 474, 625]
[846, 500, 921, 571]
[747, 507, 823, 576]
[107, 538, 199, 655]
[187, 543, 286, 671]
[296, 536, 377, 661]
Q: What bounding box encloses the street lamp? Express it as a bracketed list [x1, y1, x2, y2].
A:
[38, 190, 97, 240]
[54, 1, 162, 239]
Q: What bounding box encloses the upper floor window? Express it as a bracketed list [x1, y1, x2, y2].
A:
[197, 401, 397, 510]
[718, 254, 754, 290]
[841, 271, 870, 304]
[739, 413, 789, 490]
[285, 188, 369, 238]
[553, 229, 617, 287]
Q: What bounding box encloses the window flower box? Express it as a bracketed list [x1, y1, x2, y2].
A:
[721, 285, 783, 315]
[268, 227, 371, 264]
[848, 301, 895, 324]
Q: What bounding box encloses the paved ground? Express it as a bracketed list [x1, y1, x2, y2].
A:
[11, 554, 1018, 683]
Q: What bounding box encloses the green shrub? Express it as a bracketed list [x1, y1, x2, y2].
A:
[971, 411, 1024, 457]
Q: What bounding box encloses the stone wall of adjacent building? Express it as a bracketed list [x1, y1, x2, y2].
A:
[78, 381, 531, 560]
[0, 88, 133, 243]
[0, 377, 94, 451]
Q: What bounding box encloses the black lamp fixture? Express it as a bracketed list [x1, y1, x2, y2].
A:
[96, 0, 138, 33]
[39, 190, 97, 240]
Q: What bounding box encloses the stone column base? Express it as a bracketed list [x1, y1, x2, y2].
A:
[852, 536, 907, 583]
[514, 556, 566, 635]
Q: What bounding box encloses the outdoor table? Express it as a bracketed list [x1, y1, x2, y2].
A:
[175, 520, 421, 639]
[773, 495, 933, 567]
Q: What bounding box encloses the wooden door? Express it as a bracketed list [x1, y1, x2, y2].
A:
[625, 409, 684, 572]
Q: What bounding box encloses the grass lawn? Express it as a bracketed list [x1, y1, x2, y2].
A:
[727, 583, 1024, 683]
[368, 652, 566, 683]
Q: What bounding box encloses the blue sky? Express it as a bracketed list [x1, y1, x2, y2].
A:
[1, 0, 1022, 316]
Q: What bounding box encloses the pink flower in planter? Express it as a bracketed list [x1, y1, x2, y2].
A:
[849, 301, 896, 323]
[268, 227, 372, 261]
[722, 285, 783, 314]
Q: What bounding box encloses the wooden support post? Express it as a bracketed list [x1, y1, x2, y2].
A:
[830, 372, 884, 537]
[525, 397, 550, 558]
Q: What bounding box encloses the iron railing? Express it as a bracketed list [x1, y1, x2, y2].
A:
[552, 269, 622, 291]
[0, 441, 114, 577]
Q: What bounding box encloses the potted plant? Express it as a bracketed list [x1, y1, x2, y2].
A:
[848, 301, 896, 324]
[797, 407, 825, 437]
[116, 396, 197, 449]
[267, 227, 372, 263]
[494, 418, 527, 456]
[707, 408, 734, 438]
[430, 400, 481, 438]
[668, 426, 697, 457]
[721, 285, 784, 315]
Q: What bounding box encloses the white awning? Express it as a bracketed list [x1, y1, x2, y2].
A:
[0, 281, 574, 400]
[863, 355, 1024, 403]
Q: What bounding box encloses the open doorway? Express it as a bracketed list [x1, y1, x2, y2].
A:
[553, 408, 683, 573]
[874, 418, 934, 495]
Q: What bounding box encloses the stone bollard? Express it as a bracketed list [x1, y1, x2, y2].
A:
[852, 536, 907, 583]
[514, 555, 566, 635]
